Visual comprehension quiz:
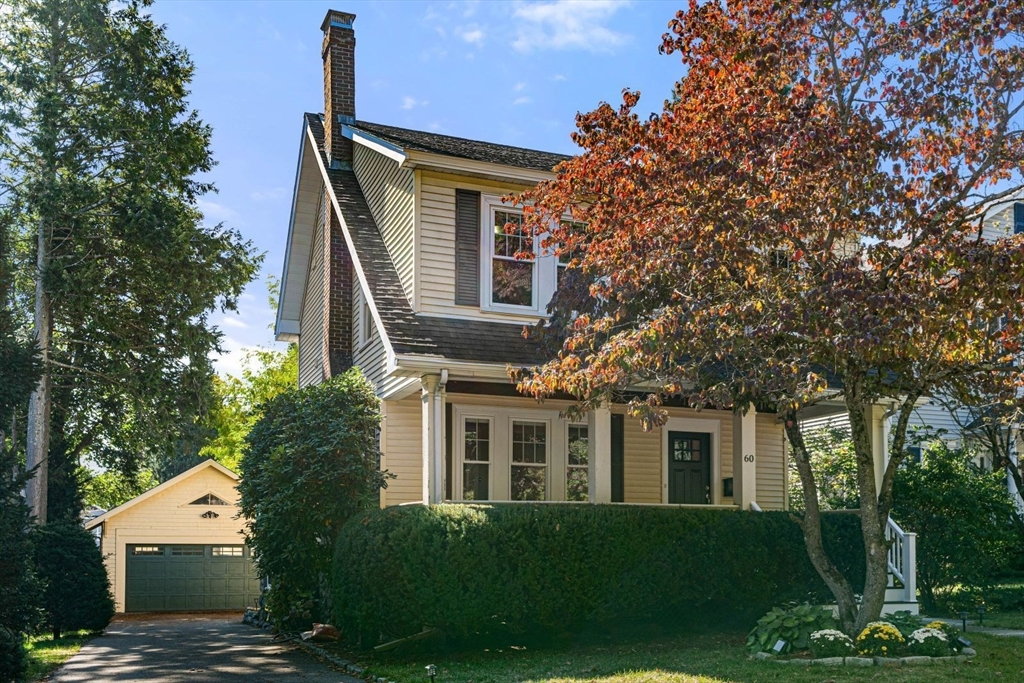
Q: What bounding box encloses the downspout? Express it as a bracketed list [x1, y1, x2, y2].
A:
[431, 369, 448, 504]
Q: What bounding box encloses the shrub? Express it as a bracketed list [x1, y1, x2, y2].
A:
[334, 504, 864, 646]
[809, 629, 856, 658]
[881, 610, 922, 637]
[892, 442, 1019, 613]
[239, 369, 388, 630]
[855, 621, 905, 657]
[32, 523, 114, 639]
[0, 448, 43, 682]
[906, 627, 949, 657]
[746, 603, 836, 654]
[925, 620, 966, 653]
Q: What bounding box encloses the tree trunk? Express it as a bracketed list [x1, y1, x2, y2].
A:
[845, 396, 891, 634]
[25, 218, 52, 525]
[784, 416, 860, 633]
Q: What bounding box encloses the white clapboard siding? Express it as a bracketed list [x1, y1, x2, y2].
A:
[298, 193, 326, 388]
[351, 279, 410, 398]
[353, 144, 415, 301]
[756, 414, 787, 510]
[418, 171, 543, 323]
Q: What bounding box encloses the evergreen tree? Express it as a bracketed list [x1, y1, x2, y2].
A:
[0, 0, 261, 521]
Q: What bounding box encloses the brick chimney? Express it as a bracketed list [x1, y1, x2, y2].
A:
[321, 9, 356, 167]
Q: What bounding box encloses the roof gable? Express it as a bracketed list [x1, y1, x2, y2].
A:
[85, 459, 238, 530]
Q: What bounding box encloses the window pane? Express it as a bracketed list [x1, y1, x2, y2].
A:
[511, 465, 546, 501]
[512, 422, 546, 463]
[494, 211, 530, 257]
[212, 546, 243, 557]
[465, 419, 489, 462]
[463, 463, 489, 501]
[566, 467, 588, 502]
[568, 425, 588, 466]
[492, 259, 533, 306]
[171, 546, 204, 556]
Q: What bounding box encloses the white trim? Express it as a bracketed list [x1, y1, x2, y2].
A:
[85, 460, 238, 530]
[343, 124, 408, 164]
[393, 354, 514, 380]
[480, 194, 559, 315]
[660, 418, 722, 505]
[275, 123, 316, 341]
[305, 123, 400, 369]
[403, 149, 557, 185]
[452, 404, 566, 502]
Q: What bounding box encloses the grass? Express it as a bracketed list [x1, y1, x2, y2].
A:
[340, 631, 1022, 683]
[24, 631, 95, 681]
[975, 612, 1024, 629]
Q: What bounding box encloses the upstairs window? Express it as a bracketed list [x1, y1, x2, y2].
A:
[1015, 202, 1024, 235]
[492, 210, 534, 307]
[480, 195, 559, 314]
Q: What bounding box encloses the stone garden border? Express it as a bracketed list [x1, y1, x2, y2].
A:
[752, 648, 975, 667]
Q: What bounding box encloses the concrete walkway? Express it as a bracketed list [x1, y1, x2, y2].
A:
[925, 616, 1024, 638]
[50, 613, 361, 682]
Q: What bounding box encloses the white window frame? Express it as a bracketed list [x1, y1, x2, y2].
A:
[452, 404, 565, 501]
[660, 417, 722, 505]
[359, 299, 374, 347]
[458, 415, 493, 502]
[510, 419, 550, 501]
[566, 422, 589, 502]
[480, 195, 558, 314]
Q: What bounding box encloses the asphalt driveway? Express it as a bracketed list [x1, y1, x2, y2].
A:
[50, 613, 360, 682]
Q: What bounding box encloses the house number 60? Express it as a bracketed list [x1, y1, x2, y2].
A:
[743, 454, 755, 463]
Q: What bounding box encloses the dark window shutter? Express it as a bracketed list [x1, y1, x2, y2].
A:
[455, 189, 481, 306]
[1014, 202, 1024, 235]
[611, 414, 624, 503]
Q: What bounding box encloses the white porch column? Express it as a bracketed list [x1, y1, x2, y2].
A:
[732, 407, 757, 510]
[421, 373, 447, 504]
[587, 404, 613, 503]
[865, 403, 890, 497]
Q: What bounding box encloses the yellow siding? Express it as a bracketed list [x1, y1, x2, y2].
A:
[352, 144, 415, 301]
[298, 190, 325, 388]
[383, 397, 422, 505]
[756, 414, 787, 510]
[417, 171, 541, 323]
[97, 466, 246, 612]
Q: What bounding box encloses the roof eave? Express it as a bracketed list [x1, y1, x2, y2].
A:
[403, 149, 557, 186]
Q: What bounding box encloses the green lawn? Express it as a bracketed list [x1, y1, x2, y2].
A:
[973, 612, 1024, 630]
[24, 631, 95, 681]
[354, 632, 1021, 683]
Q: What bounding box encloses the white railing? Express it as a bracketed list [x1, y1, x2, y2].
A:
[885, 517, 917, 603]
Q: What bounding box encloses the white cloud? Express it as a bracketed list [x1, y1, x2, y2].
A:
[512, 0, 630, 53]
[211, 335, 257, 379]
[220, 314, 248, 330]
[551, 73, 568, 82]
[196, 199, 239, 225]
[513, 96, 533, 106]
[459, 26, 485, 47]
[427, 121, 445, 132]
[401, 96, 429, 110]
[249, 187, 288, 202]
[514, 81, 528, 92]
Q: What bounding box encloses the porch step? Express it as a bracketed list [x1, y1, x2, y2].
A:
[881, 601, 920, 616]
[885, 587, 907, 602]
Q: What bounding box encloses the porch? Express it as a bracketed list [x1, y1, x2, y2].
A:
[378, 378, 787, 511]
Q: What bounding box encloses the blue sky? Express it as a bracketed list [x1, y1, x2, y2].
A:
[146, 0, 684, 376]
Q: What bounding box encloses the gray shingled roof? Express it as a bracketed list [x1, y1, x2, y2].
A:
[306, 114, 548, 366]
[351, 120, 571, 172]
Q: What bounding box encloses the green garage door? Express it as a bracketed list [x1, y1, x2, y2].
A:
[125, 544, 259, 612]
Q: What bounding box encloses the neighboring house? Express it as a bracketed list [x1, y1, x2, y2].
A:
[85, 459, 258, 613]
[275, 8, 919, 613]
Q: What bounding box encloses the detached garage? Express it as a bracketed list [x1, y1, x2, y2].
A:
[86, 459, 259, 613]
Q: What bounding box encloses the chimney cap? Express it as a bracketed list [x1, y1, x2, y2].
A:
[321, 9, 356, 33]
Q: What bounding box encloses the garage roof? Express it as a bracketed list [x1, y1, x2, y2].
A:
[84, 459, 239, 530]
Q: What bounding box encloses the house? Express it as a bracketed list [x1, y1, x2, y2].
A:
[274, 8, 918, 614]
[85, 459, 258, 613]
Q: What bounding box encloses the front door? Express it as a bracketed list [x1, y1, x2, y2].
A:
[668, 431, 711, 504]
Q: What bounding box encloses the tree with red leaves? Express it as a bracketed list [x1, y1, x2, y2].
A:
[513, 0, 1024, 634]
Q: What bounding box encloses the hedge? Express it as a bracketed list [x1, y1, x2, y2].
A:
[333, 504, 864, 643]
